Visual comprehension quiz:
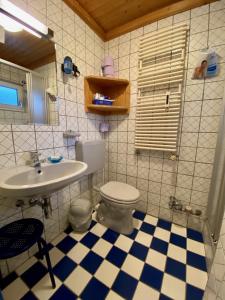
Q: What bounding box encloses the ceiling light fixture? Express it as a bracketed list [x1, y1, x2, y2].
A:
[0, 0, 53, 38]
[0, 13, 22, 32]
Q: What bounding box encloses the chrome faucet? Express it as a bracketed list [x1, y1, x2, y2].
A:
[30, 151, 41, 167]
[28, 151, 45, 172]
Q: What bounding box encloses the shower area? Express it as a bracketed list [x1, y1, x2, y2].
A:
[204, 87, 225, 299]
[207, 102, 225, 244]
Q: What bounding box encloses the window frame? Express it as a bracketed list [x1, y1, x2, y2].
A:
[0, 79, 25, 112]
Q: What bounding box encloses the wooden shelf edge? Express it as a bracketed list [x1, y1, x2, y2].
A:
[85, 75, 129, 85]
[87, 104, 129, 115]
[87, 104, 128, 111]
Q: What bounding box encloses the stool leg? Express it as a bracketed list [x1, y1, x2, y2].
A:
[37, 241, 43, 260]
[40, 238, 56, 289]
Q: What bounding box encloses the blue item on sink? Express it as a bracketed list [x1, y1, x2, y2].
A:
[93, 99, 113, 106]
[48, 156, 63, 163]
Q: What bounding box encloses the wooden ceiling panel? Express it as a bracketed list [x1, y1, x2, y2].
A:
[0, 31, 56, 69]
[77, 0, 180, 31]
[64, 0, 218, 41]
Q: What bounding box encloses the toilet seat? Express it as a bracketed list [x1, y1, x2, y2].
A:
[100, 181, 140, 205]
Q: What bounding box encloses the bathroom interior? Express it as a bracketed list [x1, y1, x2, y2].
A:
[0, 0, 225, 299]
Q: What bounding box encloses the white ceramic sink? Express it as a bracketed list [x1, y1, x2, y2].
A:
[0, 160, 87, 199]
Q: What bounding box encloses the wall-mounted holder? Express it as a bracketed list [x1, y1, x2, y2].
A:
[63, 130, 81, 139]
[61, 56, 80, 77]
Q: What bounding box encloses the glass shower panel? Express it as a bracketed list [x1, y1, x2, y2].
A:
[207, 95, 225, 242]
[30, 72, 47, 124]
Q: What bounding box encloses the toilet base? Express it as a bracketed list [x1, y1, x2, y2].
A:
[96, 201, 134, 235]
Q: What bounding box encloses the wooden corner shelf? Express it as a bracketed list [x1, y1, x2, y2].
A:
[84, 75, 130, 115]
[87, 104, 128, 112]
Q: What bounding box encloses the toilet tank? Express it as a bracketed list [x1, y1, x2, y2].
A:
[76, 140, 105, 175]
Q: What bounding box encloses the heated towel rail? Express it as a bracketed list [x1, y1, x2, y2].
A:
[135, 24, 188, 152]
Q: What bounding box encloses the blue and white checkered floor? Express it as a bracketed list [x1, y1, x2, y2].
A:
[1, 211, 208, 300]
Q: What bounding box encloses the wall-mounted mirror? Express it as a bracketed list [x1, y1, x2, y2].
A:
[0, 30, 59, 125]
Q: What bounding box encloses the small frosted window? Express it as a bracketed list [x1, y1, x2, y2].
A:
[0, 85, 19, 106]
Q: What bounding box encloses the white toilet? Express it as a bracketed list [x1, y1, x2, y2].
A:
[98, 181, 140, 234]
[76, 140, 140, 234]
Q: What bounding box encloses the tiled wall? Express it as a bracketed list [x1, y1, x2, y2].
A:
[1, 0, 225, 281]
[0, 0, 105, 276]
[104, 1, 225, 232]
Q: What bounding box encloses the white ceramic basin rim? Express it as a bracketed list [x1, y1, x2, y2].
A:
[0, 160, 87, 198]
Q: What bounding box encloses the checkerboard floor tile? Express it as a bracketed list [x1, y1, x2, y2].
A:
[1, 211, 208, 300]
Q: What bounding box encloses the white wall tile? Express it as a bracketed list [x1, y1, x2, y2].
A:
[1, 1, 225, 284]
[209, 27, 225, 46]
[191, 4, 209, 17]
[191, 14, 209, 34]
[0, 132, 14, 154]
[0, 0, 106, 277]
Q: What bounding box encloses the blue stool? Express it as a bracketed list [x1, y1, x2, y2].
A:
[0, 218, 56, 288]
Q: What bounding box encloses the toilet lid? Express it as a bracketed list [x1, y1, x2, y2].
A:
[100, 181, 140, 203]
